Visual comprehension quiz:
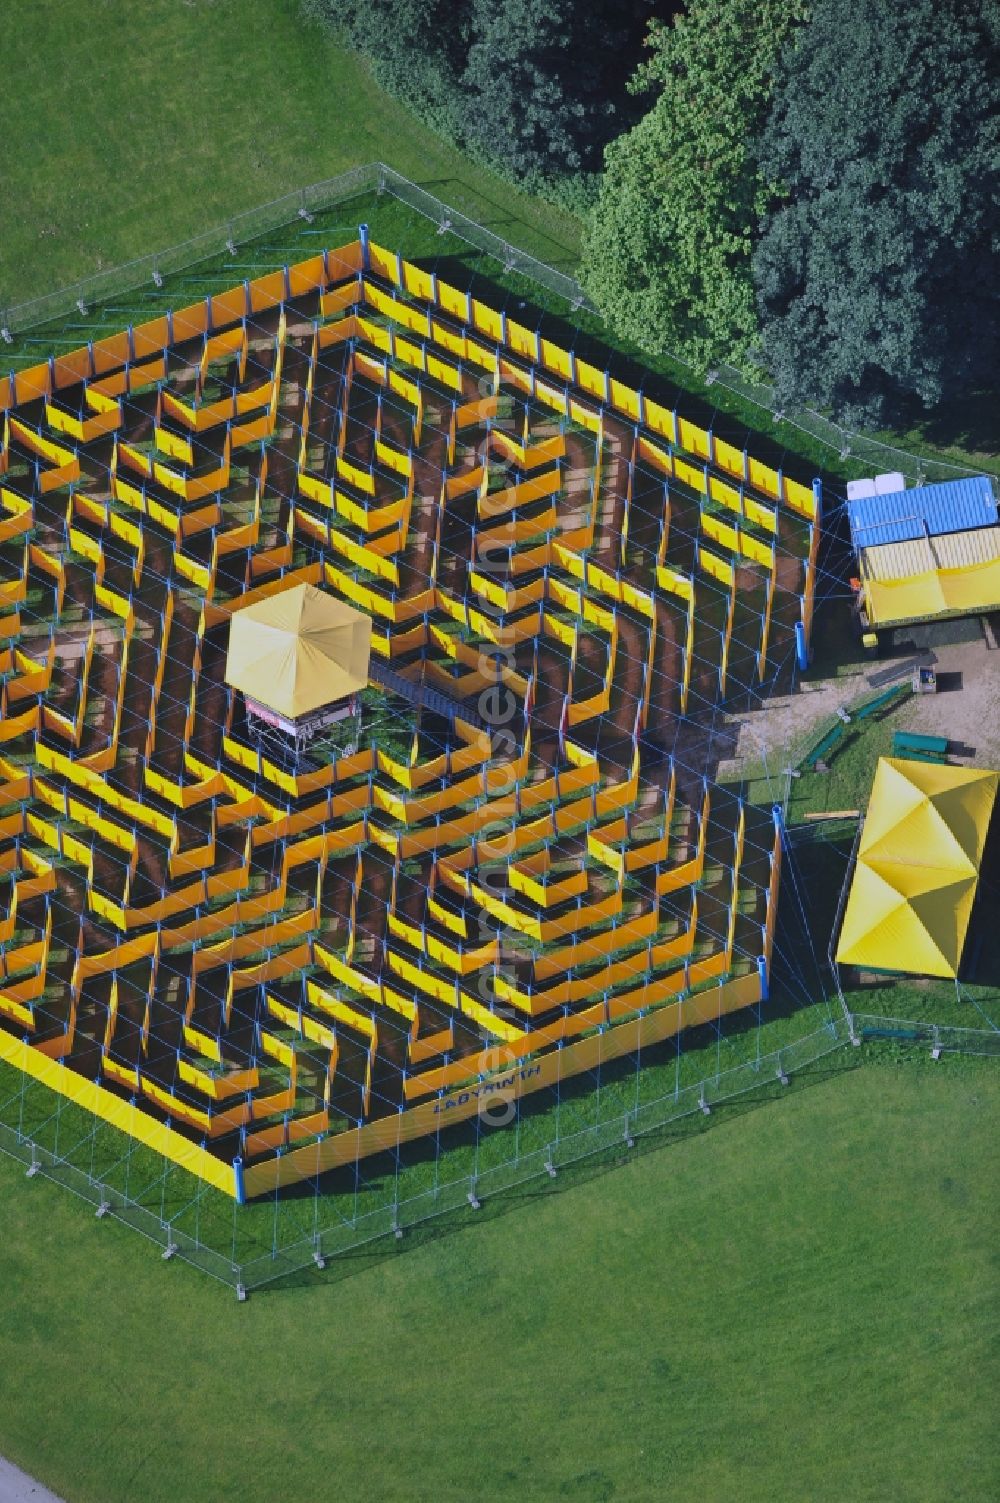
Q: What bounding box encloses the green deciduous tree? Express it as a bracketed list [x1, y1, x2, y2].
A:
[303, 0, 656, 191]
[580, 0, 807, 373]
[753, 0, 1000, 427]
[461, 0, 654, 180]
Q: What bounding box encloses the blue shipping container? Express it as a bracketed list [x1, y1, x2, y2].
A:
[847, 475, 998, 550]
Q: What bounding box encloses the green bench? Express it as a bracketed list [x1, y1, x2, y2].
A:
[892, 730, 949, 762]
[799, 720, 846, 771]
[853, 682, 911, 722]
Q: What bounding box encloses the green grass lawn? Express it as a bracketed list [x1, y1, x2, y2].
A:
[0, 0, 579, 306]
[0, 1056, 996, 1503]
[1, 0, 995, 481]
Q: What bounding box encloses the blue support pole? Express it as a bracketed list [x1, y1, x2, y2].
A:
[233, 1156, 246, 1205]
[812, 477, 823, 518]
[795, 621, 809, 671]
[757, 954, 770, 1002]
[358, 223, 370, 272]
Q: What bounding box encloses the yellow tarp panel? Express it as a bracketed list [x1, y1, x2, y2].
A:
[863, 553, 1000, 628]
[225, 582, 372, 719]
[836, 757, 998, 977]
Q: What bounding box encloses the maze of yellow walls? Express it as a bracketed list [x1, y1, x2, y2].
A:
[0, 238, 817, 1199]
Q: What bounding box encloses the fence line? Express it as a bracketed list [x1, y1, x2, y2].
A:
[241, 1017, 852, 1292]
[1, 162, 988, 488]
[0, 166, 377, 337]
[0, 168, 995, 1293]
[0, 1118, 239, 1289]
[851, 1014, 1000, 1055]
[1, 1004, 995, 1295]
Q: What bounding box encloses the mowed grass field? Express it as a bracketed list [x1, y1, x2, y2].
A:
[0, 1058, 996, 1503]
[0, 0, 580, 307]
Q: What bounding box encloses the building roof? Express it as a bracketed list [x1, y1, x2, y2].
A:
[835, 757, 998, 978]
[225, 583, 372, 720]
[860, 525, 1000, 582]
[847, 475, 997, 550]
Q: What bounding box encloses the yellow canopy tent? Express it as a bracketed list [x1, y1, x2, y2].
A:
[836, 757, 998, 978]
[225, 583, 372, 720]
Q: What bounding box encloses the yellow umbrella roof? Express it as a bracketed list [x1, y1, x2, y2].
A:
[225, 583, 372, 719]
[836, 757, 998, 978]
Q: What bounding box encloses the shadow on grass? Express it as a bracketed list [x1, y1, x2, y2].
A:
[416, 176, 581, 268]
[253, 1052, 859, 1297]
[267, 953, 839, 1221]
[893, 387, 1000, 466]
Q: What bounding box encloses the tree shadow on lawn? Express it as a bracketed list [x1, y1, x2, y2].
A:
[897, 387, 1000, 466]
[417, 176, 581, 269]
[266, 953, 837, 1216]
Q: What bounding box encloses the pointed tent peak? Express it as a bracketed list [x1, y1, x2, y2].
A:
[835, 861, 912, 961]
[858, 757, 935, 859]
[836, 754, 998, 979]
[860, 758, 999, 874]
[862, 793, 977, 878]
[860, 856, 963, 901]
[835, 859, 962, 979]
[931, 775, 1000, 868]
[298, 583, 367, 634]
[224, 582, 372, 720]
[906, 873, 979, 977]
[889, 758, 999, 868]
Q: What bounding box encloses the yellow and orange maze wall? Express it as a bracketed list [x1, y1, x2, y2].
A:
[0, 237, 819, 1199]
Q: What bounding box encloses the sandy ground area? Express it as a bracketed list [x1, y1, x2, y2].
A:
[0, 1458, 65, 1503]
[719, 628, 1000, 779]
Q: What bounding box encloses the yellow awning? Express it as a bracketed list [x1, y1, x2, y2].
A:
[836, 757, 998, 977]
[863, 554, 1000, 627]
[225, 583, 372, 719]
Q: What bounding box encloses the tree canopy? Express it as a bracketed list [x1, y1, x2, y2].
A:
[306, 0, 657, 185]
[579, 0, 807, 373]
[303, 0, 469, 141]
[461, 0, 655, 180]
[753, 0, 1000, 426]
[308, 0, 999, 436]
